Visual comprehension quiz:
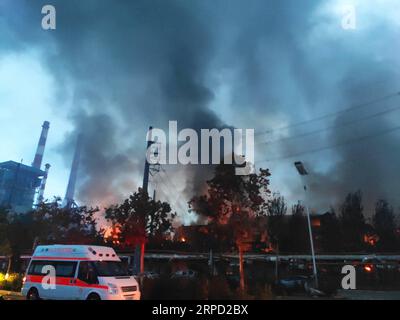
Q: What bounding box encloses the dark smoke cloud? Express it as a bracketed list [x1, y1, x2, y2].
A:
[2, 0, 400, 219]
[2, 0, 224, 213]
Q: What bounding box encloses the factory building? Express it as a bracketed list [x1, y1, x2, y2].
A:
[0, 161, 45, 213]
[0, 121, 50, 213]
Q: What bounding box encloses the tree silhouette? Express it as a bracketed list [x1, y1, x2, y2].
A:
[286, 202, 309, 253]
[267, 194, 287, 251]
[319, 208, 342, 253]
[105, 188, 175, 273]
[32, 199, 102, 245]
[373, 199, 397, 252]
[340, 191, 366, 252]
[0, 207, 33, 273]
[190, 162, 271, 291]
[0, 201, 103, 273]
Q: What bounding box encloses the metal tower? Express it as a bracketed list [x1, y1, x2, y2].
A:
[63, 134, 83, 209]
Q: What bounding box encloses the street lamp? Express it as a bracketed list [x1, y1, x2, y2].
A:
[294, 161, 318, 289]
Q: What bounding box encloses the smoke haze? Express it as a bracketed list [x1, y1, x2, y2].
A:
[2, 0, 400, 221]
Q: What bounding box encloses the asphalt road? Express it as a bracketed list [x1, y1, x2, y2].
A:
[0, 290, 24, 300]
[2, 289, 400, 300]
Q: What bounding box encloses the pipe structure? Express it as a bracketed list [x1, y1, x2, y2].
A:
[63, 134, 83, 209]
[32, 121, 50, 169]
[37, 163, 51, 204]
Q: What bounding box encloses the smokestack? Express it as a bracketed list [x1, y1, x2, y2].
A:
[32, 121, 50, 169]
[63, 134, 83, 208]
[36, 163, 51, 205]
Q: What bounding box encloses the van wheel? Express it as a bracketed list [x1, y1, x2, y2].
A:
[87, 293, 101, 300]
[27, 288, 40, 300]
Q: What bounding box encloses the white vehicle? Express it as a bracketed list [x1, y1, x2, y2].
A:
[21, 245, 140, 300]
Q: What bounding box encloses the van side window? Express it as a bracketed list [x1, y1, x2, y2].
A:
[55, 261, 77, 277]
[78, 261, 98, 284]
[28, 261, 55, 275]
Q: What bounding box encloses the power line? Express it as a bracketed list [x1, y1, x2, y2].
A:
[148, 138, 189, 214]
[257, 104, 400, 145]
[257, 124, 400, 163]
[255, 91, 400, 136]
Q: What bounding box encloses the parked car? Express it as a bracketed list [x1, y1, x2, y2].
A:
[272, 276, 312, 295]
[360, 257, 386, 273]
[171, 270, 197, 279]
[139, 271, 159, 279]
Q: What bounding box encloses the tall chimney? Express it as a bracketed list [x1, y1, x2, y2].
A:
[32, 121, 50, 169]
[63, 134, 83, 208]
[37, 163, 51, 205]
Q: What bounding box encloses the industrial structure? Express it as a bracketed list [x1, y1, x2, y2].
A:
[0, 121, 50, 213]
[36, 163, 51, 205]
[63, 134, 83, 209]
[32, 121, 50, 170]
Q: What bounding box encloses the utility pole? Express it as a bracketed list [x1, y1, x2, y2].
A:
[294, 161, 318, 289]
[133, 126, 154, 275]
[142, 126, 154, 193]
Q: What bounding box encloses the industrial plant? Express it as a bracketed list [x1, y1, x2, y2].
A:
[0, 121, 49, 213]
[0, 121, 80, 213]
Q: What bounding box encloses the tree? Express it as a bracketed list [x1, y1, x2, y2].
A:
[0, 208, 40, 273]
[104, 188, 176, 273]
[0, 207, 11, 255]
[286, 202, 309, 253]
[318, 208, 342, 253]
[190, 162, 271, 291]
[32, 198, 103, 245]
[0, 207, 35, 273]
[340, 191, 366, 252]
[6, 214, 38, 273]
[267, 194, 287, 280]
[267, 194, 287, 250]
[373, 199, 397, 252]
[0, 200, 103, 273]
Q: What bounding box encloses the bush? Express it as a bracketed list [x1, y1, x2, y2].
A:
[0, 273, 23, 292]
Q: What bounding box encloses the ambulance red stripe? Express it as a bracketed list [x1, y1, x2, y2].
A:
[32, 256, 91, 261]
[26, 275, 108, 290]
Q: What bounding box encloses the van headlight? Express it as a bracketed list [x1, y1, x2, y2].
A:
[107, 283, 119, 295]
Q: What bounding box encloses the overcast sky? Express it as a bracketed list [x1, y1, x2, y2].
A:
[1, 0, 400, 223]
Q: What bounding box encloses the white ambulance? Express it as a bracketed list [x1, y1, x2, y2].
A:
[21, 245, 141, 300]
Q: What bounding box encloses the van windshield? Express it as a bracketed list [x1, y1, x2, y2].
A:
[93, 261, 129, 277]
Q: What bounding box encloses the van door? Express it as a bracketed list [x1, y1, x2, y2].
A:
[53, 261, 78, 300]
[75, 261, 100, 300]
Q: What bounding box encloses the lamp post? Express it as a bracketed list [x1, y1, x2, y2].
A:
[294, 161, 318, 289]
